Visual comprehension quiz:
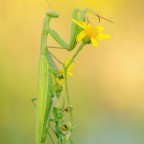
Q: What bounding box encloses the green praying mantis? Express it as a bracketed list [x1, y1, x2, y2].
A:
[34, 4, 112, 144]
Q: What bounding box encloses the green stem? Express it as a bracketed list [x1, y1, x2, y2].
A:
[66, 43, 86, 69]
[64, 42, 86, 122]
[64, 70, 73, 121]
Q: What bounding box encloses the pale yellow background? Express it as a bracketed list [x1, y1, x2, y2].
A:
[0, 0, 144, 144]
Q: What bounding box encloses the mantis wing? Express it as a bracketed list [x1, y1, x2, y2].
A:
[36, 55, 54, 144]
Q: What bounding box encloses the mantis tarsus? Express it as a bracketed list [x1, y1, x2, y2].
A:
[36, 7, 111, 144]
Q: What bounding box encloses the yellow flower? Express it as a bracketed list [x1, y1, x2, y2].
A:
[72, 19, 111, 47]
[55, 58, 74, 86]
[63, 58, 74, 77]
[53, 76, 64, 86]
[60, 58, 74, 77]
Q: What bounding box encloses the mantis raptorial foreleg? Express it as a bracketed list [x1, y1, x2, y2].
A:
[46, 8, 109, 51]
[46, 9, 89, 51]
[47, 46, 64, 49]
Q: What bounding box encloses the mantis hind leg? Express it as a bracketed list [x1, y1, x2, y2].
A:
[48, 131, 55, 144]
[48, 50, 63, 65]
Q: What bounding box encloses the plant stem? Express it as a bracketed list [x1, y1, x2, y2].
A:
[66, 43, 86, 69]
[64, 42, 86, 122]
[64, 70, 73, 121]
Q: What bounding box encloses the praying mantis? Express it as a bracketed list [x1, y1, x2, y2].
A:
[35, 5, 112, 144]
[36, 9, 88, 144]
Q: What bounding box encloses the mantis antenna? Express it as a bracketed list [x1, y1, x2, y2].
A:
[47, 0, 53, 10]
[87, 9, 114, 23]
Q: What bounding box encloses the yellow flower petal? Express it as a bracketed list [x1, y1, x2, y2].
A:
[76, 31, 86, 42]
[53, 75, 64, 86]
[91, 38, 98, 47]
[67, 62, 74, 72]
[96, 33, 111, 40]
[79, 21, 89, 29]
[58, 79, 64, 85]
[72, 19, 86, 29]
[64, 58, 70, 66]
[87, 24, 96, 31]
[63, 58, 74, 76]
[95, 26, 104, 32]
[67, 72, 73, 77]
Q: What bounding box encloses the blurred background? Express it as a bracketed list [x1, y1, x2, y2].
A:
[0, 0, 144, 143]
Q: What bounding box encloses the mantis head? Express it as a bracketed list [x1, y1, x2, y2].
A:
[47, 10, 59, 18]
